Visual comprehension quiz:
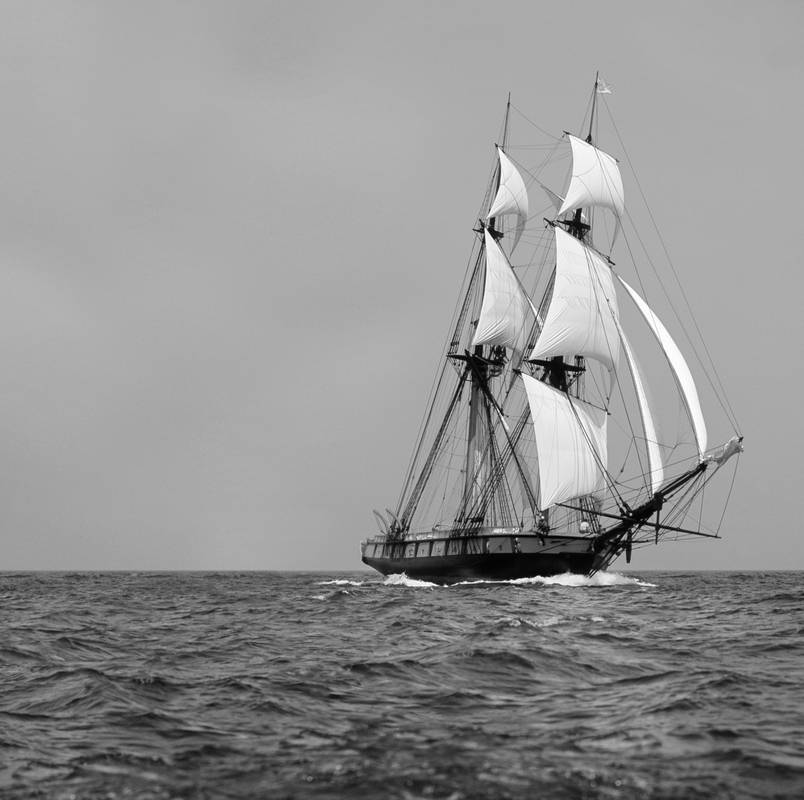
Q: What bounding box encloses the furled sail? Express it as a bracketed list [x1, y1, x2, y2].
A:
[487, 146, 528, 253]
[558, 135, 624, 220]
[472, 229, 534, 353]
[521, 373, 608, 510]
[616, 276, 708, 460]
[613, 317, 664, 494]
[530, 227, 620, 370]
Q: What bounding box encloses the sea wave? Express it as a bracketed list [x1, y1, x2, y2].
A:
[2, 570, 800, 800]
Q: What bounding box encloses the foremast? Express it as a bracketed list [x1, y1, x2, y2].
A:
[460, 94, 510, 527]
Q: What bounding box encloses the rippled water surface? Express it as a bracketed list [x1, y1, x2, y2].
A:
[1, 571, 803, 799]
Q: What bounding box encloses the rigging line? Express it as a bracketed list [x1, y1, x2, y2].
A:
[614, 226, 707, 458]
[488, 405, 518, 525]
[715, 455, 740, 535]
[698, 475, 705, 532]
[601, 98, 741, 433]
[604, 110, 740, 434]
[577, 90, 595, 144]
[617, 437, 635, 476]
[396, 231, 485, 511]
[617, 216, 737, 440]
[400, 368, 470, 526]
[565, 392, 626, 509]
[509, 104, 564, 142]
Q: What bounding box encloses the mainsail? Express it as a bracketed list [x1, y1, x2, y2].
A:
[521, 373, 608, 510]
[616, 276, 708, 460]
[487, 146, 528, 252]
[530, 227, 620, 370]
[472, 228, 534, 353]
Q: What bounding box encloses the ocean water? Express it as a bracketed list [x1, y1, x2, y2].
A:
[1, 571, 802, 799]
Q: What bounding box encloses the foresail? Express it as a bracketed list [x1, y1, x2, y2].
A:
[616, 276, 708, 460]
[613, 317, 664, 494]
[521, 373, 608, 510]
[472, 229, 534, 353]
[487, 146, 528, 253]
[530, 227, 620, 370]
[559, 135, 624, 220]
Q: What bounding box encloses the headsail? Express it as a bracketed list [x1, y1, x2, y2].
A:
[559, 135, 624, 220]
[613, 317, 664, 494]
[472, 229, 534, 353]
[616, 276, 708, 460]
[521, 373, 608, 510]
[487, 146, 528, 253]
[530, 227, 620, 370]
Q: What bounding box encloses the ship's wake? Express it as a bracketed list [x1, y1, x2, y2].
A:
[380, 571, 655, 589]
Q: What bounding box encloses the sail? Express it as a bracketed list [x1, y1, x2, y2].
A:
[472, 229, 533, 353]
[558, 135, 624, 219]
[538, 181, 586, 223]
[487, 146, 528, 252]
[521, 373, 608, 510]
[530, 227, 620, 370]
[613, 318, 664, 494]
[616, 276, 708, 460]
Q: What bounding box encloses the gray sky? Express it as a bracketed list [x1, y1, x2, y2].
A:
[1, 1, 800, 570]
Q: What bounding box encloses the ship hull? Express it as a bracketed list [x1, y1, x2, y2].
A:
[361, 532, 613, 585]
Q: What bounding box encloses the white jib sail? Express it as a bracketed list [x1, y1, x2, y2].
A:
[487, 146, 528, 253]
[472, 229, 533, 353]
[613, 317, 665, 494]
[616, 276, 708, 460]
[530, 227, 620, 370]
[558, 135, 625, 220]
[521, 373, 608, 510]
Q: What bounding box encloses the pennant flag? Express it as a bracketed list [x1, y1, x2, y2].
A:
[596, 78, 612, 94]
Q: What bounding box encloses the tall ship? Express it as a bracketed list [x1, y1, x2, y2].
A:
[362, 77, 743, 583]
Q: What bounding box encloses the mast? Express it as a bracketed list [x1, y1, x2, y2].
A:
[547, 73, 603, 390]
[587, 70, 599, 143]
[461, 94, 511, 522]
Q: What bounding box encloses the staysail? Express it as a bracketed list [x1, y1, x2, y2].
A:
[521, 373, 608, 510]
[471, 229, 534, 353]
[616, 276, 708, 460]
[487, 146, 528, 253]
[530, 227, 620, 370]
[558, 135, 624, 219]
[613, 317, 664, 494]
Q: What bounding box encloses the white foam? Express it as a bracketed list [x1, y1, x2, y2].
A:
[375, 570, 654, 590]
[453, 571, 655, 588]
[382, 573, 439, 588]
[315, 579, 366, 586]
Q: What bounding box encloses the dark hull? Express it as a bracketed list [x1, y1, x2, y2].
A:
[361, 533, 615, 585]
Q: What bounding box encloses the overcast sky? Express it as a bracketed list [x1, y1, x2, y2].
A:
[0, 0, 800, 570]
